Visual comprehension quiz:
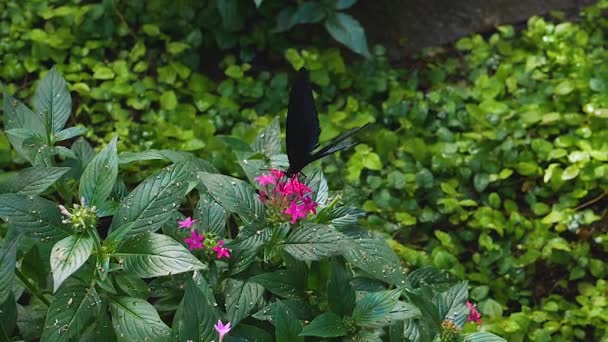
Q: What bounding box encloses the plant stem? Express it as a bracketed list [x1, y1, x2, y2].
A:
[89, 229, 106, 280]
[15, 268, 50, 306]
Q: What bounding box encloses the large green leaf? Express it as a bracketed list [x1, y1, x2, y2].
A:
[434, 282, 469, 327]
[250, 270, 305, 299]
[327, 258, 355, 316]
[109, 297, 171, 342]
[342, 228, 405, 286]
[0, 238, 18, 305]
[464, 332, 507, 342]
[173, 274, 218, 342]
[0, 194, 70, 242]
[3, 92, 46, 157]
[351, 289, 401, 327]
[33, 67, 72, 133]
[0, 167, 70, 195]
[50, 234, 94, 292]
[194, 192, 226, 237]
[0, 293, 16, 339]
[40, 285, 101, 342]
[299, 312, 346, 338]
[224, 278, 264, 326]
[252, 116, 281, 156]
[199, 173, 265, 223]
[79, 136, 118, 207]
[324, 13, 370, 57]
[279, 224, 345, 261]
[274, 301, 304, 342]
[111, 160, 194, 234]
[114, 233, 205, 278]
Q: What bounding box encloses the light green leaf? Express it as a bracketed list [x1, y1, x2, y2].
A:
[33, 67, 72, 132]
[41, 285, 101, 342]
[159, 90, 178, 110]
[110, 297, 171, 342]
[279, 224, 345, 261]
[199, 172, 265, 223]
[114, 233, 205, 278]
[324, 13, 370, 57]
[54, 126, 87, 141]
[0, 194, 70, 242]
[299, 312, 345, 337]
[50, 234, 94, 292]
[0, 167, 70, 195]
[79, 136, 118, 207]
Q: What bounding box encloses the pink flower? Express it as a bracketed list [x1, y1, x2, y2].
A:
[58, 205, 71, 217]
[214, 320, 231, 342]
[284, 201, 308, 224]
[466, 301, 481, 323]
[184, 230, 205, 251]
[301, 196, 318, 215]
[255, 173, 276, 186]
[270, 168, 285, 179]
[178, 217, 198, 230]
[212, 240, 231, 259]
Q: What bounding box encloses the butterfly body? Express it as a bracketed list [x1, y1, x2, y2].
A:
[285, 68, 369, 178]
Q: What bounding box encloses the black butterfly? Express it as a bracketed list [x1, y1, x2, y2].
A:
[285, 68, 369, 178]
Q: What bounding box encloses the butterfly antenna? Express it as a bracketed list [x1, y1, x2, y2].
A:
[311, 123, 370, 161]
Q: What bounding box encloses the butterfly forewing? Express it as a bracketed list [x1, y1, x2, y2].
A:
[286, 68, 320, 175]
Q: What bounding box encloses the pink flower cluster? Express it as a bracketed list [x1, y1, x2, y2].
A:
[466, 301, 481, 323]
[178, 217, 230, 260]
[254, 169, 318, 224]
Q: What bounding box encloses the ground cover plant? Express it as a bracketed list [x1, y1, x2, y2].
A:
[0, 69, 503, 341]
[2, 0, 608, 340]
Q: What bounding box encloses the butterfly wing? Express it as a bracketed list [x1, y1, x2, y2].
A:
[286, 68, 321, 175]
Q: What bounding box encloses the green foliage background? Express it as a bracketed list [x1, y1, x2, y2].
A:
[2, 0, 608, 340]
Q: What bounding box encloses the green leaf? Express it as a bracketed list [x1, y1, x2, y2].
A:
[252, 117, 281, 156]
[114, 272, 150, 299]
[227, 224, 272, 275]
[93, 66, 115, 80]
[463, 332, 507, 342]
[110, 297, 171, 342]
[217, 0, 243, 31]
[54, 126, 88, 141]
[306, 168, 329, 205]
[554, 80, 574, 95]
[251, 270, 305, 299]
[0, 239, 18, 304]
[434, 282, 469, 327]
[173, 275, 218, 342]
[274, 301, 304, 342]
[254, 0, 263, 7]
[324, 13, 370, 57]
[225, 278, 265, 325]
[342, 228, 405, 286]
[41, 285, 101, 342]
[351, 289, 401, 327]
[194, 192, 226, 237]
[335, 0, 357, 10]
[79, 136, 118, 207]
[327, 258, 355, 316]
[252, 299, 313, 321]
[50, 234, 94, 292]
[33, 67, 72, 133]
[279, 224, 344, 261]
[294, 2, 326, 24]
[3, 92, 46, 156]
[0, 293, 16, 338]
[199, 172, 265, 223]
[111, 160, 194, 234]
[0, 194, 70, 242]
[114, 233, 205, 278]
[299, 312, 346, 337]
[159, 90, 178, 110]
[0, 166, 69, 195]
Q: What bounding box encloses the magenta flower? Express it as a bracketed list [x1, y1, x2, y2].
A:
[212, 240, 231, 259]
[301, 196, 318, 214]
[214, 320, 231, 342]
[466, 301, 481, 323]
[184, 230, 205, 251]
[178, 217, 198, 230]
[255, 173, 276, 186]
[284, 201, 308, 224]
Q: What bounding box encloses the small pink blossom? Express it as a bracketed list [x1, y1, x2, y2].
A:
[184, 230, 205, 251]
[466, 301, 481, 323]
[178, 217, 198, 230]
[58, 205, 71, 217]
[255, 173, 276, 186]
[270, 168, 285, 179]
[214, 320, 231, 342]
[284, 201, 308, 224]
[212, 240, 231, 259]
[301, 196, 318, 214]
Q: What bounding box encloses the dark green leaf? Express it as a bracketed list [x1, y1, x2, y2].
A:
[251, 270, 305, 299]
[33, 67, 72, 132]
[0, 238, 18, 304]
[279, 224, 345, 261]
[109, 297, 171, 342]
[274, 301, 304, 342]
[114, 233, 205, 278]
[54, 126, 88, 142]
[41, 285, 101, 342]
[225, 278, 264, 325]
[294, 1, 326, 24]
[218, 0, 243, 31]
[324, 13, 370, 57]
[3, 92, 46, 157]
[252, 299, 313, 321]
[434, 281, 468, 327]
[464, 332, 507, 342]
[252, 117, 281, 156]
[327, 258, 355, 316]
[0, 194, 70, 242]
[50, 234, 94, 292]
[335, 0, 357, 10]
[199, 172, 265, 223]
[306, 168, 329, 205]
[79, 136, 118, 207]
[299, 312, 346, 337]
[0, 167, 70, 195]
[194, 192, 227, 237]
[173, 275, 218, 342]
[0, 293, 16, 339]
[351, 289, 401, 327]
